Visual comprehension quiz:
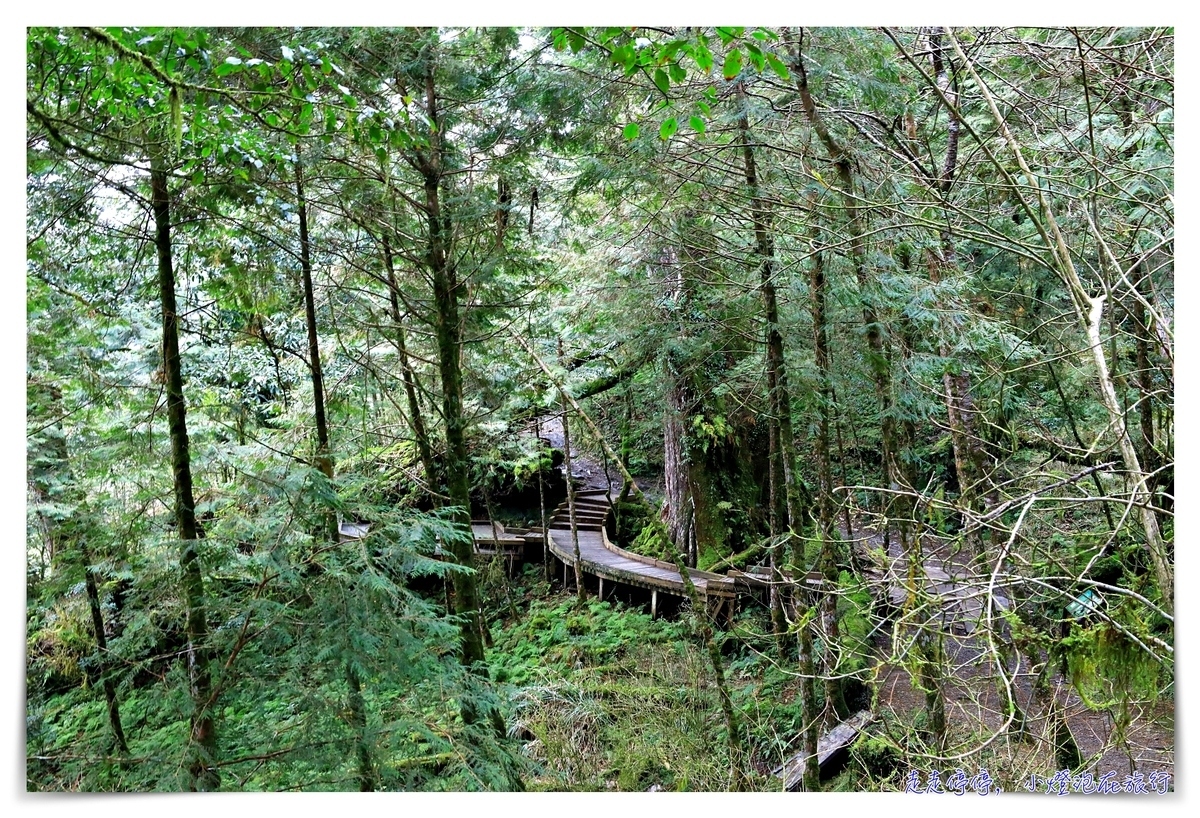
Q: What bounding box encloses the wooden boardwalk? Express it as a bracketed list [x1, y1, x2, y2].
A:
[852, 530, 1011, 637]
[343, 487, 760, 619]
[541, 489, 745, 620]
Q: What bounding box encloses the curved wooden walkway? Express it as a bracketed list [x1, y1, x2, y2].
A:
[540, 488, 749, 620]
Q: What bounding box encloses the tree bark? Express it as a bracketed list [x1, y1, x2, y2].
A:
[661, 239, 711, 569]
[558, 338, 586, 601]
[807, 234, 848, 720]
[294, 151, 339, 546]
[735, 79, 818, 784]
[793, 31, 906, 519]
[927, 28, 990, 564]
[382, 231, 438, 488]
[151, 160, 218, 791]
[296, 150, 377, 791]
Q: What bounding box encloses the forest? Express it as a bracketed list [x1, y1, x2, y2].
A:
[25, 26, 1173, 793]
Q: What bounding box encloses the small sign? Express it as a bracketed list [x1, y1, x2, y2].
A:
[1066, 588, 1103, 619]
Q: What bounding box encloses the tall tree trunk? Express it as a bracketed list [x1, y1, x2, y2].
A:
[793, 31, 906, 525]
[296, 151, 376, 790]
[798, 29, 952, 740]
[927, 29, 990, 565]
[807, 233, 848, 720]
[294, 152, 339, 544]
[382, 232, 438, 488]
[417, 60, 519, 792]
[558, 338, 586, 601]
[151, 160, 218, 791]
[735, 80, 818, 788]
[1129, 262, 1167, 508]
[394, 62, 524, 778]
[661, 240, 711, 569]
[416, 60, 488, 669]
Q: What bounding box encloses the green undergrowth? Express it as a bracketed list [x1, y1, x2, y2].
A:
[489, 593, 750, 790]
[487, 588, 868, 791]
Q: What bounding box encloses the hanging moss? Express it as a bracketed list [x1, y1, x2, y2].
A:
[1065, 617, 1162, 711]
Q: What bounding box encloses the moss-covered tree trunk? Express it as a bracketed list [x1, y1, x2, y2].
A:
[558, 339, 586, 601]
[736, 80, 819, 791]
[382, 231, 437, 489]
[151, 159, 218, 791]
[415, 58, 487, 669]
[807, 234, 849, 721]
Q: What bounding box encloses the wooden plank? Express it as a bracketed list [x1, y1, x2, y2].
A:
[775, 710, 874, 790]
[338, 521, 371, 541]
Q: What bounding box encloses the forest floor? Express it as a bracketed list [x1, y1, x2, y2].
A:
[520, 422, 1173, 790]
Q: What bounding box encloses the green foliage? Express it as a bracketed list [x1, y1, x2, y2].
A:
[631, 523, 675, 562]
[490, 597, 683, 686]
[849, 733, 902, 784]
[491, 591, 741, 790]
[26, 23, 1175, 791]
[1065, 614, 1163, 711]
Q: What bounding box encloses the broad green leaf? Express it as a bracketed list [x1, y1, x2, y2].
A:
[659, 117, 677, 140]
[723, 49, 743, 80]
[716, 27, 744, 46]
[765, 53, 790, 80]
[743, 42, 766, 73]
[623, 122, 639, 139]
[689, 115, 706, 135]
[611, 43, 635, 72]
[654, 68, 670, 96]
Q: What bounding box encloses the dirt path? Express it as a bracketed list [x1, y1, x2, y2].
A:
[537, 414, 624, 495]
[844, 519, 1173, 784]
